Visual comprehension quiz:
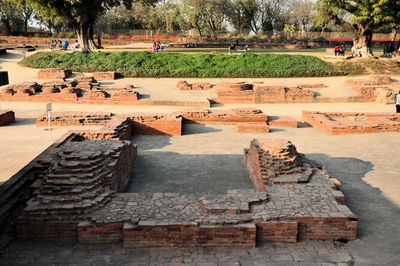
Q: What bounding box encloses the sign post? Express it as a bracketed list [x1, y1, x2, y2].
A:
[45, 103, 52, 131]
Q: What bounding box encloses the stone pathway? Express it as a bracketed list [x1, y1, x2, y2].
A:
[0, 240, 354, 266]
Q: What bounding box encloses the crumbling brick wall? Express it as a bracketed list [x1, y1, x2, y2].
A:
[0, 110, 15, 126]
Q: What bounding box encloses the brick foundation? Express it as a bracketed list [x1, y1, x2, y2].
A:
[236, 123, 269, 133]
[123, 223, 256, 248]
[303, 111, 400, 134]
[93, 72, 117, 80]
[215, 82, 315, 104]
[38, 69, 72, 79]
[0, 110, 15, 126]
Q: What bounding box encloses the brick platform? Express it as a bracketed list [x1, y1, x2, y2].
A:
[36, 108, 277, 136]
[214, 82, 315, 104]
[38, 69, 72, 79]
[6, 130, 357, 247]
[2, 108, 358, 247]
[177, 81, 213, 90]
[0, 110, 15, 126]
[303, 111, 400, 134]
[0, 80, 209, 107]
[93, 72, 117, 80]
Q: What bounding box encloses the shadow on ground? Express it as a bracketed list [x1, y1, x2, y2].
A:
[306, 153, 400, 265]
[126, 151, 253, 194]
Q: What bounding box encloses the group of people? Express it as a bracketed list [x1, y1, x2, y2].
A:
[49, 40, 80, 50]
[151, 41, 165, 52]
[334, 44, 346, 56]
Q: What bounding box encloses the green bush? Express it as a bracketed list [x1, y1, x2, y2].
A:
[66, 32, 76, 38]
[19, 51, 343, 78]
[103, 34, 111, 39]
[117, 35, 126, 40]
[55, 32, 67, 38]
[251, 35, 259, 39]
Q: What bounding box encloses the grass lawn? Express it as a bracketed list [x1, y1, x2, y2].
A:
[20, 51, 343, 78]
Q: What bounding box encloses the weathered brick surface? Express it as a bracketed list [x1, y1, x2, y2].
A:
[38, 69, 72, 79]
[9, 121, 357, 246]
[177, 81, 213, 90]
[244, 139, 313, 189]
[93, 72, 117, 80]
[0, 110, 15, 126]
[297, 84, 325, 88]
[123, 223, 256, 248]
[375, 88, 397, 104]
[36, 108, 272, 136]
[175, 107, 268, 124]
[268, 116, 298, 127]
[370, 75, 392, 84]
[303, 111, 400, 134]
[256, 221, 298, 242]
[215, 83, 315, 104]
[214, 81, 252, 91]
[236, 123, 269, 133]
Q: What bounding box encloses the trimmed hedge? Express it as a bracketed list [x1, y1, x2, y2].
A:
[20, 51, 343, 78]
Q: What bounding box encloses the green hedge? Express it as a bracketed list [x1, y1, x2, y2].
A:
[20, 51, 343, 78]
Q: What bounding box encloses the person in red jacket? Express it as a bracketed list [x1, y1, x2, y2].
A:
[334, 45, 340, 56]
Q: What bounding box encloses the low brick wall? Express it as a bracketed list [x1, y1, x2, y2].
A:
[236, 123, 269, 133]
[256, 221, 298, 243]
[303, 111, 400, 134]
[215, 83, 315, 104]
[0, 110, 15, 126]
[93, 72, 117, 80]
[38, 69, 72, 79]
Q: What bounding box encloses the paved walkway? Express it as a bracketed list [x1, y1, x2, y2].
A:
[1, 240, 354, 266]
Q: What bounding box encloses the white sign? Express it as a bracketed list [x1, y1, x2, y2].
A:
[46, 103, 52, 112]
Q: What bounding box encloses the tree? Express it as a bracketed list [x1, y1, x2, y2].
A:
[318, 0, 391, 57]
[226, 0, 257, 35]
[0, 0, 18, 34]
[11, 0, 34, 33]
[17, 0, 158, 51]
[257, 0, 285, 32]
[182, 0, 227, 37]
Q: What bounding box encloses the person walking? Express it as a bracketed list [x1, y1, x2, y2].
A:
[396, 90, 400, 113]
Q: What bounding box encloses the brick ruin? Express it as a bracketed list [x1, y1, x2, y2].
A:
[38, 69, 72, 79]
[35, 107, 297, 134]
[5, 132, 356, 247]
[177, 81, 213, 90]
[303, 111, 400, 134]
[346, 75, 398, 103]
[0, 110, 15, 126]
[0, 78, 211, 107]
[0, 78, 140, 105]
[213, 82, 316, 104]
[0, 106, 357, 247]
[93, 71, 117, 80]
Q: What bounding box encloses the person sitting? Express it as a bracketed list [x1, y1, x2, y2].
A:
[229, 44, 235, 54]
[397, 47, 400, 57]
[157, 41, 165, 52]
[62, 40, 69, 49]
[151, 42, 157, 52]
[334, 45, 340, 56]
[74, 40, 80, 50]
[339, 44, 346, 56]
[58, 40, 62, 48]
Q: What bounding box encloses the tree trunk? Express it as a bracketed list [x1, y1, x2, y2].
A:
[24, 21, 28, 34]
[3, 19, 11, 35]
[88, 24, 98, 50]
[76, 24, 90, 51]
[352, 28, 374, 57]
[393, 26, 400, 49]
